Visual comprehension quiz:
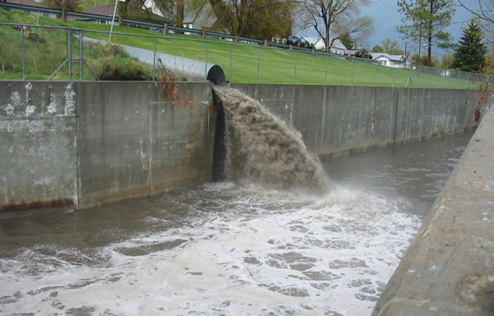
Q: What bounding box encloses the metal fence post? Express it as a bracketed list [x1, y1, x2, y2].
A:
[294, 51, 297, 84]
[351, 58, 354, 85]
[391, 66, 395, 87]
[21, 26, 26, 80]
[79, 30, 83, 81]
[153, 36, 156, 81]
[229, 44, 232, 82]
[257, 47, 260, 83]
[67, 29, 72, 80]
[373, 62, 376, 86]
[205, 41, 209, 78]
[325, 54, 328, 85]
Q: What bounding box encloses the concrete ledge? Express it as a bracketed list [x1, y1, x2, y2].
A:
[373, 104, 494, 315]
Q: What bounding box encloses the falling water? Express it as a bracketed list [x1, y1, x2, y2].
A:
[212, 85, 334, 194]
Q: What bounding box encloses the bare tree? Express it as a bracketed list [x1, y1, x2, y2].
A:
[337, 15, 374, 48]
[43, 0, 79, 21]
[209, 0, 295, 40]
[457, 0, 494, 43]
[297, 0, 374, 52]
[119, 0, 156, 23]
[372, 38, 404, 54]
[152, 0, 222, 29]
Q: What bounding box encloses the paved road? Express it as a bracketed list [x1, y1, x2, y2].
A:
[121, 44, 215, 81]
[84, 37, 215, 80]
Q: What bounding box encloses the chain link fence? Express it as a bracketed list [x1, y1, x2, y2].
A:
[0, 22, 490, 90]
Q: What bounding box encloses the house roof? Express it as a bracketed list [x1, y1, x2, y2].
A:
[370, 53, 404, 62]
[83, 5, 114, 16]
[5, 0, 47, 7]
[331, 39, 346, 50]
[81, 4, 166, 22]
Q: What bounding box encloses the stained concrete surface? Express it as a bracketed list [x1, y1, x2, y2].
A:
[373, 104, 494, 316]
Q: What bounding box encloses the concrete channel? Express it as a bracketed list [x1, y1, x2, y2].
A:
[0, 80, 492, 314]
[372, 103, 494, 316]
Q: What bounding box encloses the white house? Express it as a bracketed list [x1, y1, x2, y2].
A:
[305, 35, 347, 55]
[182, 1, 217, 30]
[146, 0, 218, 30]
[370, 53, 407, 68]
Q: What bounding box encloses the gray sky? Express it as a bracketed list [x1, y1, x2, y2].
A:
[297, 0, 477, 57]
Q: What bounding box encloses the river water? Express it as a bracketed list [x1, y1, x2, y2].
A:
[0, 132, 472, 316]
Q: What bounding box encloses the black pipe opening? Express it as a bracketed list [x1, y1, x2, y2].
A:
[207, 65, 226, 86]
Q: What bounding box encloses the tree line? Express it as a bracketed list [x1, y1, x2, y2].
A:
[42, 0, 376, 53]
[42, 0, 491, 73]
[396, 0, 490, 73]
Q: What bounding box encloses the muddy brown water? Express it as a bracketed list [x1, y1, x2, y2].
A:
[0, 92, 473, 315]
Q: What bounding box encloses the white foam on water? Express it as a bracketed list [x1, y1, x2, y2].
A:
[0, 184, 421, 316]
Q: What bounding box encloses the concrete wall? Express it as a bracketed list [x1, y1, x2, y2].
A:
[372, 102, 494, 316]
[0, 81, 215, 212]
[0, 82, 78, 212]
[75, 82, 214, 209]
[0, 81, 484, 212]
[231, 84, 481, 158]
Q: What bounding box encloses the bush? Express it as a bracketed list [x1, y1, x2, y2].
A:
[86, 43, 152, 80]
[94, 56, 152, 80]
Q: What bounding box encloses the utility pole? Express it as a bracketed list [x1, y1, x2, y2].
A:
[109, 0, 119, 42]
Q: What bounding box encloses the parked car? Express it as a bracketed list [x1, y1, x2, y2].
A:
[355, 49, 372, 59]
[287, 36, 312, 49]
[345, 48, 372, 59]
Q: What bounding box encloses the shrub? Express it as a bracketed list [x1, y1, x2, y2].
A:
[94, 56, 152, 80]
[85, 42, 152, 80]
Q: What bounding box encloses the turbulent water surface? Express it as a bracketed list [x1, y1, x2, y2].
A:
[0, 132, 472, 316]
[1, 185, 422, 316]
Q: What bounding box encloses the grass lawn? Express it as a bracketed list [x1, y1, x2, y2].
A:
[0, 8, 483, 89]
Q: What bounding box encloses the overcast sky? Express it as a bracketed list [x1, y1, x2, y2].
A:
[297, 0, 478, 57]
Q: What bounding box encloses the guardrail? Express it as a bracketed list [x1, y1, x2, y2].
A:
[0, 2, 302, 50]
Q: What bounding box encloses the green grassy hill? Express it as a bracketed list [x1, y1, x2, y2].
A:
[0, 7, 482, 89]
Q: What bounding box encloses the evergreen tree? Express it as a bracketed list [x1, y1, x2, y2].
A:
[340, 32, 355, 50]
[451, 18, 487, 72]
[397, 0, 454, 66]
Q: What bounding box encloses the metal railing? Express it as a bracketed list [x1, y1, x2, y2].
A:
[0, 2, 289, 48]
[0, 22, 490, 90]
